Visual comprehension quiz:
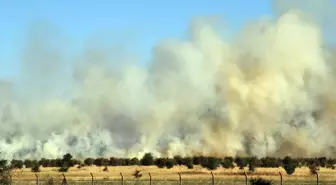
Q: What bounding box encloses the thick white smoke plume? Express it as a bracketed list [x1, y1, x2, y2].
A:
[1, 1, 336, 159]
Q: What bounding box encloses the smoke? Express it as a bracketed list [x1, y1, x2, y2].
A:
[1, 1, 336, 159]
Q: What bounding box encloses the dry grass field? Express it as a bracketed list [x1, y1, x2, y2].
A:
[7, 165, 336, 184]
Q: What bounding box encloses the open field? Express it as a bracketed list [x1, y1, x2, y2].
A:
[8, 165, 336, 185]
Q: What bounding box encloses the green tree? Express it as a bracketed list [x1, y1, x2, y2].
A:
[326, 158, 336, 169]
[141, 153, 154, 166]
[154, 158, 166, 168]
[318, 157, 327, 168]
[10, 160, 23, 169]
[24, 159, 34, 168]
[63, 153, 73, 162]
[200, 156, 209, 168]
[165, 159, 176, 169]
[31, 164, 41, 173]
[206, 157, 220, 170]
[130, 157, 140, 166]
[282, 156, 296, 175]
[173, 156, 183, 165]
[192, 156, 201, 165]
[109, 157, 122, 166]
[260, 157, 282, 168]
[122, 158, 131, 166]
[94, 158, 109, 166]
[39, 158, 50, 167]
[84, 158, 95, 166]
[222, 157, 234, 169]
[248, 157, 260, 172]
[54, 158, 62, 167]
[235, 157, 247, 169]
[0, 160, 7, 169]
[62, 153, 73, 167]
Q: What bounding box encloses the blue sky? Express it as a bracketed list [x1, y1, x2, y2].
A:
[0, 0, 273, 79]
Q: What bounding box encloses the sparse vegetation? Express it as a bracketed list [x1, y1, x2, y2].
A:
[1, 153, 336, 184]
[2, 151, 336, 185]
[1, 152, 335, 173]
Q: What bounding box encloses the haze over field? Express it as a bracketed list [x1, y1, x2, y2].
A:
[1, 0, 336, 159]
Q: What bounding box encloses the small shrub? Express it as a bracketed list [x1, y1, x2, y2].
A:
[58, 165, 70, 172]
[186, 162, 194, 169]
[250, 178, 273, 185]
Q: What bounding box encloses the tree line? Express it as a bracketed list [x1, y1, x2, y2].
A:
[1, 153, 336, 175]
